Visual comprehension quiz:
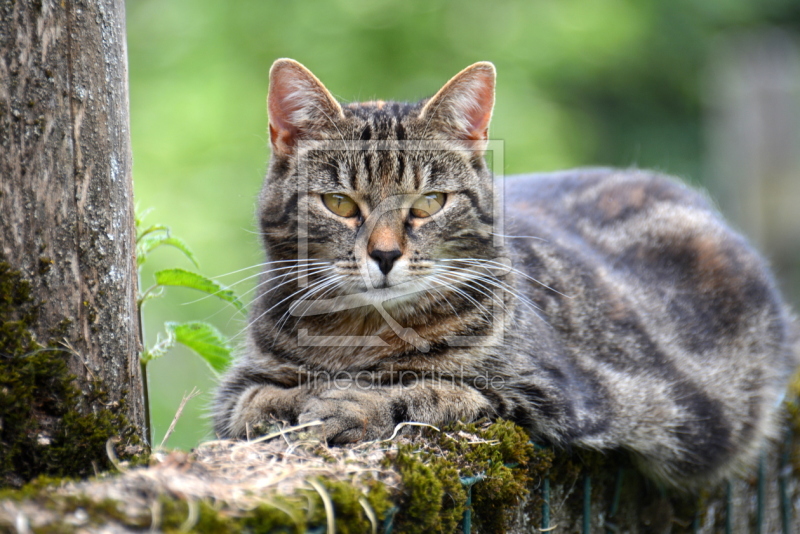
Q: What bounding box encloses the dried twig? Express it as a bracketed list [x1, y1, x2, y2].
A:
[105, 437, 125, 472]
[307, 478, 335, 534]
[237, 420, 324, 447]
[380, 421, 440, 442]
[359, 496, 378, 534]
[159, 387, 201, 450]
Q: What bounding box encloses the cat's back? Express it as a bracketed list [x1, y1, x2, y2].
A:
[502, 168, 796, 482]
[504, 167, 714, 239]
[504, 167, 795, 383]
[505, 168, 769, 304]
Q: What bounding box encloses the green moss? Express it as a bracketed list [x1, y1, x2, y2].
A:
[385, 419, 544, 533]
[0, 476, 396, 533]
[240, 498, 307, 533]
[785, 398, 800, 477]
[447, 420, 545, 533]
[390, 446, 466, 534]
[0, 416, 599, 532]
[156, 497, 237, 532]
[0, 475, 74, 502]
[782, 369, 800, 476]
[0, 259, 146, 488]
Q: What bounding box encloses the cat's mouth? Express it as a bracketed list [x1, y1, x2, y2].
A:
[373, 278, 391, 289]
[288, 278, 431, 318]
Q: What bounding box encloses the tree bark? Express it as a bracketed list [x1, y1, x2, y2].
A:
[0, 0, 145, 479]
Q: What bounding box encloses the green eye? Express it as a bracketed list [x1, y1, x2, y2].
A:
[410, 192, 446, 218]
[322, 193, 359, 218]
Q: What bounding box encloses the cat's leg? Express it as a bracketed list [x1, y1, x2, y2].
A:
[295, 382, 495, 443]
[214, 383, 314, 439]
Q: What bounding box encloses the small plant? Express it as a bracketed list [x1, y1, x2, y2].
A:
[135, 208, 244, 444]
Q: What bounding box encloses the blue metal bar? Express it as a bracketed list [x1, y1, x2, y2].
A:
[725, 480, 732, 534]
[583, 475, 591, 534]
[462, 483, 474, 534]
[756, 453, 765, 534]
[605, 468, 624, 534]
[382, 506, 398, 534]
[459, 473, 486, 534]
[542, 476, 551, 530]
[780, 429, 792, 534]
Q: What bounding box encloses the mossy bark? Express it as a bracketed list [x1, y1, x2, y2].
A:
[0, 0, 146, 487]
[0, 419, 798, 533]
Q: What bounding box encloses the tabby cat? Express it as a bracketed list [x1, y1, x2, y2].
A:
[213, 59, 798, 486]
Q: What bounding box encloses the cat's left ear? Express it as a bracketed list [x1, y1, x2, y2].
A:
[267, 58, 344, 156]
[420, 62, 496, 149]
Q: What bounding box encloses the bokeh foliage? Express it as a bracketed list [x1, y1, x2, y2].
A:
[127, 0, 800, 449]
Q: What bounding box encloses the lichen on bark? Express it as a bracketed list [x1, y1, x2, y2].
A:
[0, 259, 145, 489]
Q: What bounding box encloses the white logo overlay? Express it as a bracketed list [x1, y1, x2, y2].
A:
[291, 140, 508, 352]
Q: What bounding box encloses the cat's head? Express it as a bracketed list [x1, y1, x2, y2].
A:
[259, 59, 503, 313]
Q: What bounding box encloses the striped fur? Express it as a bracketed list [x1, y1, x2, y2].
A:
[213, 60, 798, 486]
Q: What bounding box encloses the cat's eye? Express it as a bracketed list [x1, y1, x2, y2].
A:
[322, 193, 359, 218]
[410, 192, 446, 218]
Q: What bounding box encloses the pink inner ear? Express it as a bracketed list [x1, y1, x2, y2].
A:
[266, 61, 342, 155]
[268, 70, 306, 152]
[269, 122, 296, 153]
[461, 71, 495, 141]
[422, 64, 496, 143]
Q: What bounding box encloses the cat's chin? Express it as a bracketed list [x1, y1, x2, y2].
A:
[352, 280, 429, 305]
[286, 277, 432, 322]
[324, 278, 432, 311]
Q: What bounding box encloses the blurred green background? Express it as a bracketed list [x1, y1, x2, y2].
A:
[127, 0, 800, 450]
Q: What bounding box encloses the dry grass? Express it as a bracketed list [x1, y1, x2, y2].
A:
[0, 422, 424, 532]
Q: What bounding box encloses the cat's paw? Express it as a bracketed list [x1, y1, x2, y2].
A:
[297, 388, 394, 444]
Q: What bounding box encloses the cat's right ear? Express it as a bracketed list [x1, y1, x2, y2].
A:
[268, 59, 343, 156]
[420, 62, 496, 151]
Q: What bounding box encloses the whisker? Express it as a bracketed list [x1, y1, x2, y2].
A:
[488, 232, 549, 243]
[272, 273, 344, 339]
[236, 264, 334, 305]
[179, 262, 332, 308]
[441, 257, 573, 299]
[434, 270, 513, 317]
[211, 259, 329, 280]
[438, 264, 549, 325]
[235, 273, 335, 342]
[431, 272, 494, 319]
[270, 274, 351, 345]
[420, 277, 470, 332]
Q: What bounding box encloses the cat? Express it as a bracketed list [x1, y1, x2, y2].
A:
[213, 58, 798, 486]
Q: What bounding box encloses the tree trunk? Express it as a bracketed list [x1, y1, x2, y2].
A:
[0, 0, 145, 486]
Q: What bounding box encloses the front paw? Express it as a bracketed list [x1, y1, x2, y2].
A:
[297, 389, 394, 444]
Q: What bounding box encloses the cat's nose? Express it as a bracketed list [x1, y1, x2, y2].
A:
[370, 248, 402, 275]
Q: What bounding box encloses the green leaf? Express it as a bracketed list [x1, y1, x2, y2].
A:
[137, 234, 199, 267]
[166, 321, 232, 373]
[134, 206, 154, 230]
[140, 330, 176, 365]
[154, 268, 245, 313]
[137, 285, 165, 307]
[136, 224, 169, 243]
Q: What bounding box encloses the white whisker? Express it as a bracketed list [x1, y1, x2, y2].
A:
[441, 257, 573, 299]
